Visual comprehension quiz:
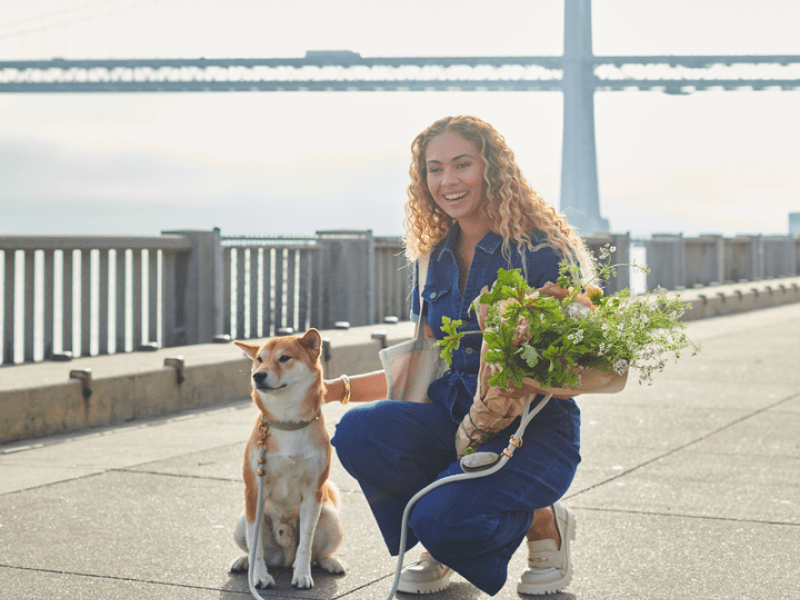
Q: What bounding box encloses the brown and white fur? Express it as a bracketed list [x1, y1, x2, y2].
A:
[230, 329, 347, 589]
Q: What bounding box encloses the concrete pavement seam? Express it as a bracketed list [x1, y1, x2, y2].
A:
[565, 390, 800, 501]
[327, 573, 395, 600]
[0, 563, 280, 598]
[565, 506, 800, 528]
[0, 471, 107, 497]
[110, 467, 241, 483]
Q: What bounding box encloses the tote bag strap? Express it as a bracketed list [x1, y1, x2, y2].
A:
[416, 254, 431, 341]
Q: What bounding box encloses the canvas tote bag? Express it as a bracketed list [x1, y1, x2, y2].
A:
[379, 254, 447, 403]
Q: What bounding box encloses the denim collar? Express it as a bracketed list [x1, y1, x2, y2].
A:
[433, 222, 503, 262]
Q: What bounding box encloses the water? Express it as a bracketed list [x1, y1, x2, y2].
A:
[629, 242, 648, 294]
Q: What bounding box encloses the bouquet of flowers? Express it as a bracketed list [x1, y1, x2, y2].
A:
[438, 245, 700, 455]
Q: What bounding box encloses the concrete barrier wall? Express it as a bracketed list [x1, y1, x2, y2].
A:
[678, 276, 800, 321]
[2, 278, 799, 446]
[0, 322, 414, 446]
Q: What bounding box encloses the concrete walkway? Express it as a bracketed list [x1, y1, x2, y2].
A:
[1, 303, 799, 599]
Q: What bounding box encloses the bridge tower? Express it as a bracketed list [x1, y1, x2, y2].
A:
[560, 0, 609, 235]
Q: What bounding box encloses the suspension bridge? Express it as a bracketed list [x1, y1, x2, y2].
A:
[2, 0, 799, 234]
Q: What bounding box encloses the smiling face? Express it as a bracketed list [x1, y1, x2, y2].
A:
[424, 131, 486, 225]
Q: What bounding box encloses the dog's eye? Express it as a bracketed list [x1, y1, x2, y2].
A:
[256, 357, 262, 363]
[278, 355, 291, 363]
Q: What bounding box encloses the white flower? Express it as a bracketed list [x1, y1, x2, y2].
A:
[567, 329, 584, 344]
[613, 358, 630, 375]
[565, 303, 590, 319]
[598, 244, 617, 260]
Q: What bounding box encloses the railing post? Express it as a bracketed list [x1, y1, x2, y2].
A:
[795, 237, 800, 276]
[748, 235, 765, 280]
[162, 229, 223, 345]
[645, 234, 686, 290]
[687, 235, 725, 287]
[315, 230, 375, 329]
[763, 236, 797, 278]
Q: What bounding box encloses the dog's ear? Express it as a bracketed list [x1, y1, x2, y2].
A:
[234, 340, 262, 360]
[299, 329, 322, 355]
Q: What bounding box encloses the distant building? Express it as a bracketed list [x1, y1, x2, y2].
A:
[791, 213, 800, 236]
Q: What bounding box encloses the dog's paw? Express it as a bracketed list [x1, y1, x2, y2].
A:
[229, 555, 249, 573]
[317, 556, 348, 575]
[255, 574, 276, 589]
[245, 560, 274, 589]
[291, 567, 314, 590]
[253, 569, 275, 590]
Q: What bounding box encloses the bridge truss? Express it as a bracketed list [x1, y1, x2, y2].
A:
[1, 53, 799, 93]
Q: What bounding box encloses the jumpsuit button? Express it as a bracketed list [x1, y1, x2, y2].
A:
[429, 292, 437, 298]
[465, 347, 474, 355]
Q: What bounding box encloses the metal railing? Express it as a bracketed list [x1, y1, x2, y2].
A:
[220, 233, 411, 340]
[2, 229, 798, 366]
[1, 234, 192, 364]
[222, 236, 319, 340]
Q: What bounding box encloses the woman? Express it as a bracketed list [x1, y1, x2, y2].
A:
[325, 115, 598, 596]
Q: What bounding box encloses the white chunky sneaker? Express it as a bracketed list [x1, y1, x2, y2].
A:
[517, 502, 577, 596]
[397, 552, 454, 595]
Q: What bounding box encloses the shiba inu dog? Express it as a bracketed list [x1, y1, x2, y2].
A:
[230, 329, 347, 589]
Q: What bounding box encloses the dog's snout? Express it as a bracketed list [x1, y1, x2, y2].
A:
[253, 371, 267, 384]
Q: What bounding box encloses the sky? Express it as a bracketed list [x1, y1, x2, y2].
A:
[1, 0, 799, 240]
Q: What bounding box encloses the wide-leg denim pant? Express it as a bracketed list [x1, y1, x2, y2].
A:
[331, 397, 581, 595]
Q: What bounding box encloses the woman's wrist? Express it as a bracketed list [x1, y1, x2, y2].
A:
[323, 375, 350, 404]
[339, 374, 351, 405]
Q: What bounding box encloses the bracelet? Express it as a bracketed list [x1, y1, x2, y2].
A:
[339, 374, 351, 405]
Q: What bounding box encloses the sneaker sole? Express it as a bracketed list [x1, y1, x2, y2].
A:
[396, 569, 454, 595]
[517, 507, 577, 596]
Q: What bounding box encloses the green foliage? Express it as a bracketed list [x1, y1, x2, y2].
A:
[437, 246, 700, 389]
[436, 316, 463, 365]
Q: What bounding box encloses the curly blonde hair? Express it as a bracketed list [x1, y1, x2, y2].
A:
[403, 115, 594, 281]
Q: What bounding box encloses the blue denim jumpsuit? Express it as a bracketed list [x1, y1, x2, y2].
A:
[332, 224, 582, 595]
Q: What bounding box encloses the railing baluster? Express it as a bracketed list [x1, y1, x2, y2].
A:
[116, 249, 126, 353]
[298, 249, 311, 332]
[24, 250, 35, 362]
[132, 250, 143, 349]
[236, 248, 246, 339]
[81, 250, 92, 357]
[262, 247, 273, 338]
[286, 249, 296, 332]
[62, 249, 73, 356]
[274, 249, 285, 331]
[249, 248, 259, 338]
[148, 249, 158, 346]
[98, 249, 110, 355]
[3, 251, 16, 364]
[43, 250, 55, 360]
[223, 247, 232, 337]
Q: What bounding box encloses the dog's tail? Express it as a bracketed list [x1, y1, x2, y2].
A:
[321, 481, 340, 507]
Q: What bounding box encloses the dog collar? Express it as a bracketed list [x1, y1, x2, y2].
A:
[262, 410, 321, 431]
